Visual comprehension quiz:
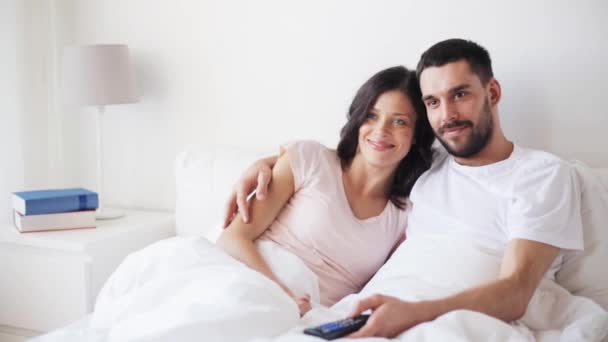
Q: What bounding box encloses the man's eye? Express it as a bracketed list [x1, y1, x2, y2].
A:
[455, 91, 466, 99]
[425, 100, 438, 107]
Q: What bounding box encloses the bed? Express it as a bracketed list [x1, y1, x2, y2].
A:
[32, 145, 608, 342]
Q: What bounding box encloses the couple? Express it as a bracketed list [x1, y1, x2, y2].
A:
[219, 38, 584, 338]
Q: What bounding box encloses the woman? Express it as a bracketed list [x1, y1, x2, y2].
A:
[217, 66, 435, 315]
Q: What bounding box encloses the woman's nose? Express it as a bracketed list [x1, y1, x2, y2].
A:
[373, 119, 391, 135]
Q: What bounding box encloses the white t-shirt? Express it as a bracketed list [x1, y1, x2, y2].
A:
[406, 145, 583, 279]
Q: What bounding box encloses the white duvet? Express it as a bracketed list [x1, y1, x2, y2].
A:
[33, 236, 608, 342]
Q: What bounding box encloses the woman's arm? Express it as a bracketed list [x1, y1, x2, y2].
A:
[216, 153, 309, 311]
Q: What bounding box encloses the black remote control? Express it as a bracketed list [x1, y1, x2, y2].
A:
[303, 314, 370, 340]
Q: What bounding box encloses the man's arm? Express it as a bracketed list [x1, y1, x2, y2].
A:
[348, 239, 560, 338]
[222, 155, 279, 226]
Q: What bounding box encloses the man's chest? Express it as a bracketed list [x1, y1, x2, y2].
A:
[407, 169, 514, 248]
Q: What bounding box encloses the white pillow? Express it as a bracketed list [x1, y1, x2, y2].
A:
[595, 168, 608, 189]
[556, 162, 608, 310]
[174, 145, 276, 240]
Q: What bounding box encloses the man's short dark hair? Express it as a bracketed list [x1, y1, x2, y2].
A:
[416, 39, 494, 85]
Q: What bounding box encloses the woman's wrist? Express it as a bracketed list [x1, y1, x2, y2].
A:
[277, 282, 296, 298]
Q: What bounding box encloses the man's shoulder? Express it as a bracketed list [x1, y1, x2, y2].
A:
[512, 145, 576, 189]
[428, 148, 450, 171]
[515, 145, 572, 174]
[409, 150, 449, 195]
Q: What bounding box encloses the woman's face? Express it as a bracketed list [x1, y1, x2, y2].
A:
[358, 90, 417, 169]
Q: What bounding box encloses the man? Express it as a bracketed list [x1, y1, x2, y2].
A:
[223, 39, 583, 338]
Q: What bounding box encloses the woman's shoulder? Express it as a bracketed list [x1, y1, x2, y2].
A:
[281, 140, 335, 160]
[280, 140, 338, 187]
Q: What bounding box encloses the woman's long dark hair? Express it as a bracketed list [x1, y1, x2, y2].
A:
[336, 66, 435, 209]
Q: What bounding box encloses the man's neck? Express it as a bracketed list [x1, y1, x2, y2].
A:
[453, 135, 514, 167]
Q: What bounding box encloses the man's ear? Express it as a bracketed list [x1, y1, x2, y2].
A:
[488, 78, 501, 106]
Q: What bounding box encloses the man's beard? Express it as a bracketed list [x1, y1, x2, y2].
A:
[436, 98, 494, 158]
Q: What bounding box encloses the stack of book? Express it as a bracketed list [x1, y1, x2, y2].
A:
[11, 188, 99, 232]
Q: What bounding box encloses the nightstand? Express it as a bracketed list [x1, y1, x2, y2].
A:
[0, 209, 175, 341]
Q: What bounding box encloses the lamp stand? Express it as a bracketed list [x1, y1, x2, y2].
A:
[95, 105, 125, 220]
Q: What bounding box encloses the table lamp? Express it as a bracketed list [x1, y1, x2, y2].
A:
[62, 44, 140, 220]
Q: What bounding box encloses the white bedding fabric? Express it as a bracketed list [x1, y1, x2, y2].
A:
[261, 235, 608, 342]
[33, 235, 608, 342]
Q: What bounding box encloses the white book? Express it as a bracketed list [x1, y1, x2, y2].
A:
[13, 210, 96, 233]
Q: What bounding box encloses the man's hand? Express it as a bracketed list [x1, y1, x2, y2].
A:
[222, 159, 274, 227]
[347, 294, 433, 338]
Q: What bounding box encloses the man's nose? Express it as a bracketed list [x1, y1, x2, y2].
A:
[439, 101, 458, 122]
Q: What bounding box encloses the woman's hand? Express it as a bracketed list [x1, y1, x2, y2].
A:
[294, 294, 312, 316]
[279, 283, 311, 316]
[223, 157, 277, 227]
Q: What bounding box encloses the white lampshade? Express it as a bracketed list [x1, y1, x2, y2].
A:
[62, 44, 139, 106]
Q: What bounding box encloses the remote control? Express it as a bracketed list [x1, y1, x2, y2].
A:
[303, 314, 370, 340]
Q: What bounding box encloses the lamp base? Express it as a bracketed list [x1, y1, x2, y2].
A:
[96, 208, 126, 220]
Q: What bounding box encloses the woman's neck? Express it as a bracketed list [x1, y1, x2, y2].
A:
[342, 154, 395, 199]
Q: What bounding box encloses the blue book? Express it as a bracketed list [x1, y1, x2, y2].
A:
[12, 188, 99, 215]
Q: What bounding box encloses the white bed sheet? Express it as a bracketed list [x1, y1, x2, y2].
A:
[33, 237, 309, 342]
[31, 236, 608, 342]
[261, 234, 608, 342]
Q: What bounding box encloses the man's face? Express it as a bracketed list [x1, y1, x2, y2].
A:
[419, 60, 494, 158]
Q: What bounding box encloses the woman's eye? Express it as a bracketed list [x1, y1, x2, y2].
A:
[394, 119, 407, 126]
[365, 113, 377, 120]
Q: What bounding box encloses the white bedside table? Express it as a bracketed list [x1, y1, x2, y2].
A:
[0, 209, 175, 341]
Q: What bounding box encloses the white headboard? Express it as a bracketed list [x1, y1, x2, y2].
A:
[174, 145, 276, 239]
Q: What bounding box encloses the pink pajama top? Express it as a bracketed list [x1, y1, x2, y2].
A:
[259, 140, 407, 305]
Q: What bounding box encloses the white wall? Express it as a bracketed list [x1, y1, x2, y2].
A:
[47, 0, 608, 211]
[0, 1, 53, 224]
